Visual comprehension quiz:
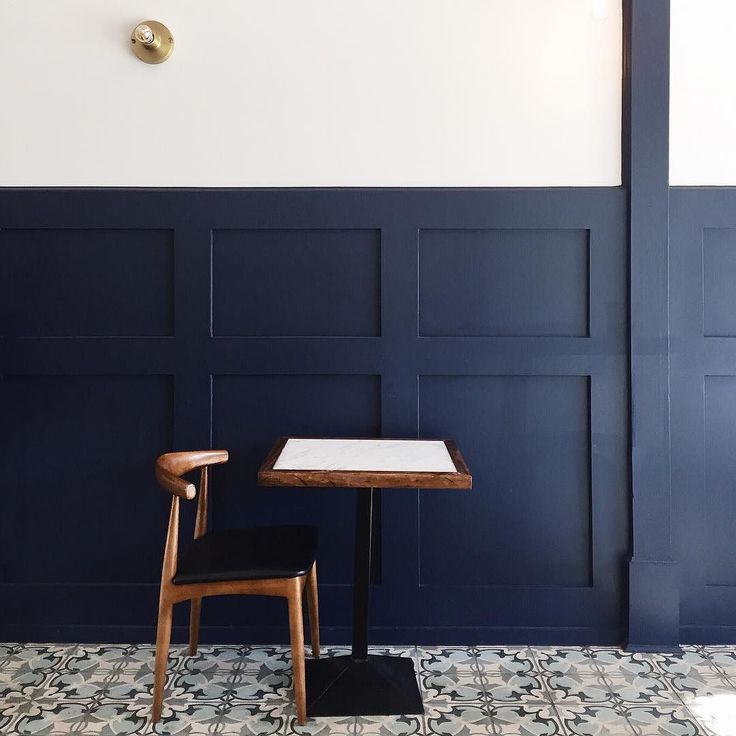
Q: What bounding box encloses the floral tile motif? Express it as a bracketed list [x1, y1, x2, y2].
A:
[4, 643, 736, 734]
[152, 700, 290, 735]
[557, 704, 636, 736]
[649, 651, 718, 679]
[9, 700, 88, 736]
[369, 646, 418, 659]
[418, 647, 477, 673]
[46, 645, 185, 703]
[703, 648, 736, 678]
[227, 664, 292, 702]
[489, 704, 565, 735]
[0, 695, 62, 735]
[318, 646, 352, 659]
[12, 699, 149, 736]
[541, 671, 614, 705]
[534, 648, 599, 678]
[587, 649, 659, 678]
[666, 672, 736, 703]
[622, 705, 710, 735]
[240, 645, 292, 670]
[170, 646, 245, 701]
[424, 703, 494, 735]
[483, 670, 547, 703]
[474, 648, 536, 675]
[285, 709, 355, 736]
[0, 645, 69, 698]
[354, 713, 424, 735]
[604, 674, 680, 704]
[421, 669, 486, 702]
[61, 700, 151, 735]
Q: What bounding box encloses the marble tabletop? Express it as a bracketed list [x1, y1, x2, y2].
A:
[272, 438, 458, 473]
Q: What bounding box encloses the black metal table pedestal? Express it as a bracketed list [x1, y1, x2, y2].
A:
[305, 488, 423, 717]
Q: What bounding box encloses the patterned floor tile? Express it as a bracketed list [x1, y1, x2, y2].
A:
[369, 646, 418, 658]
[424, 702, 494, 735]
[3, 644, 736, 734]
[0, 695, 64, 736]
[420, 669, 487, 703]
[153, 700, 292, 735]
[604, 674, 680, 705]
[483, 669, 547, 703]
[703, 649, 736, 678]
[285, 710, 355, 736]
[51, 655, 179, 703]
[319, 646, 353, 658]
[475, 648, 547, 704]
[227, 659, 292, 703]
[534, 648, 600, 678]
[418, 647, 477, 673]
[648, 651, 718, 679]
[489, 703, 566, 735]
[474, 648, 536, 675]
[12, 698, 151, 735]
[240, 645, 292, 671]
[541, 671, 614, 705]
[0, 644, 70, 698]
[587, 649, 660, 678]
[556, 704, 636, 736]
[622, 705, 710, 735]
[666, 673, 736, 704]
[353, 713, 424, 735]
[170, 646, 246, 701]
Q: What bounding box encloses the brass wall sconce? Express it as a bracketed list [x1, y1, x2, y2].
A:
[130, 21, 174, 64]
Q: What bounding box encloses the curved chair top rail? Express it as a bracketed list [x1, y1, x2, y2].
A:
[155, 450, 229, 500]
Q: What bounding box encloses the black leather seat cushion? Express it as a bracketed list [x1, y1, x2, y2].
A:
[172, 525, 318, 585]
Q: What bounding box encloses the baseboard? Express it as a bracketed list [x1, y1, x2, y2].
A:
[624, 642, 683, 654]
[680, 626, 736, 645]
[0, 624, 624, 647]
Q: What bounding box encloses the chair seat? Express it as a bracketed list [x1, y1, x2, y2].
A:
[172, 525, 318, 585]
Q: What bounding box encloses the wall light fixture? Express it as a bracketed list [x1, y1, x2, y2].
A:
[130, 20, 174, 64]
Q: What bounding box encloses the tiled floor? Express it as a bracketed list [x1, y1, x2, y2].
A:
[2, 644, 736, 735]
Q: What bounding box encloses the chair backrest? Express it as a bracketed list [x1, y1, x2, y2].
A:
[155, 450, 229, 500]
[154, 450, 229, 586]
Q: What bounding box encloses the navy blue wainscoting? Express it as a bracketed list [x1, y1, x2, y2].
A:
[670, 187, 736, 644]
[0, 188, 628, 645]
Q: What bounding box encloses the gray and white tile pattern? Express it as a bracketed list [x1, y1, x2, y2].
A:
[2, 644, 736, 734]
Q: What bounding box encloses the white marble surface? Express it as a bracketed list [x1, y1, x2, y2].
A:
[272, 438, 457, 473]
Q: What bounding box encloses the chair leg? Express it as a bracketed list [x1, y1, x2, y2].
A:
[189, 598, 202, 656]
[287, 582, 307, 725]
[306, 563, 320, 658]
[152, 596, 173, 723]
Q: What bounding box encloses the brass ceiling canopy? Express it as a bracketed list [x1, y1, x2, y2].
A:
[130, 21, 174, 64]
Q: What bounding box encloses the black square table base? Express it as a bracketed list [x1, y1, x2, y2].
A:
[305, 655, 424, 717]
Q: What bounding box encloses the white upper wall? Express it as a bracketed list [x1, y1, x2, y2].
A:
[670, 0, 736, 185]
[0, 0, 622, 187]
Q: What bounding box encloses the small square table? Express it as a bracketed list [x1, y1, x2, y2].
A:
[258, 437, 472, 718]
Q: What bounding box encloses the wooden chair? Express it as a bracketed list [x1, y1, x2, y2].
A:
[153, 450, 319, 725]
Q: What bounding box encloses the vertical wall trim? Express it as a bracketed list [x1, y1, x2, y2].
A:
[624, 0, 680, 651]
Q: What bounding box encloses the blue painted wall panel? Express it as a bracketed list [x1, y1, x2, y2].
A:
[419, 229, 589, 337]
[0, 375, 173, 584]
[419, 375, 591, 587]
[671, 187, 736, 642]
[213, 229, 381, 337]
[0, 188, 628, 644]
[0, 228, 174, 337]
[703, 228, 736, 337]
